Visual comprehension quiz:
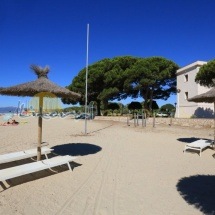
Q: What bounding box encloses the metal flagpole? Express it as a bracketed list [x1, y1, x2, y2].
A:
[84, 23, 89, 135]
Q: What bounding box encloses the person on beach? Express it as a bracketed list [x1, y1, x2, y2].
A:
[11, 119, 19, 125]
[1, 119, 19, 126]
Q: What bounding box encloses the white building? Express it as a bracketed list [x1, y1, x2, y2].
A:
[176, 61, 214, 118]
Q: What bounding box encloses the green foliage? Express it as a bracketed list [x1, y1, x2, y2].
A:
[63, 106, 83, 113]
[100, 56, 139, 101]
[107, 102, 120, 111]
[144, 100, 159, 110]
[124, 57, 179, 110]
[190, 114, 197, 118]
[63, 56, 139, 115]
[128, 101, 142, 110]
[160, 103, 175, 112]
[62, 56, 179, 115]
[195, 59, 215, 87]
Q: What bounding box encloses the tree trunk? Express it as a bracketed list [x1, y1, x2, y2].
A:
[149, 88, 154, 111]
[103, 100, 108, 110]
[143, 88, 149, 109]
[97, 100, 101, 116]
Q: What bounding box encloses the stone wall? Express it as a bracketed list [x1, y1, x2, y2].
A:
[94, 116, 214, 128]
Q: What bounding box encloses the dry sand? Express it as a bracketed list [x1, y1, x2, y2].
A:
[0, 116, 215, 215]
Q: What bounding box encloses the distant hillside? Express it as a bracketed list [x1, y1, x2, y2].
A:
[0, 106, 17, 113]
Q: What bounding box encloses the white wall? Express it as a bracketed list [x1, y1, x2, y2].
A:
[176, 61, 214, 118]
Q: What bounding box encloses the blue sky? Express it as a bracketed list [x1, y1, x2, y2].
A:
[0, 0, 215, 108]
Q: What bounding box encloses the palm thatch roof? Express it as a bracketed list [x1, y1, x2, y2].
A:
[188, 88, 215, 103]
[188, 80, 215, 103]
[0, 65, 81, 99]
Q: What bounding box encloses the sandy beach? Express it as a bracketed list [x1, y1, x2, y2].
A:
[0, 116, 215, 215]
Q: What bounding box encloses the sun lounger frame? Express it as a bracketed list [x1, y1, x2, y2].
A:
[0, 146, 53, 164]
[183, 139, 214, 156]
[0, 155, 77, 182]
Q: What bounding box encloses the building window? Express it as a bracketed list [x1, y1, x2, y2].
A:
[185, 92, 188, 100]
[184, 74, 188, 82]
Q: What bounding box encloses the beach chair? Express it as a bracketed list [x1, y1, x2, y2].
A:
[183, 139, 214, 156]
[0, 155, 77, 182]
[0, 146, 53, 164]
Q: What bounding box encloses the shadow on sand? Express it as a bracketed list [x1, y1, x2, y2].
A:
[51, 143, 102, 156]
[177, 137, 212, 143]
[0, 143, 102, 191]
[176, 175, 215, 214]
[89, 124, 113, 134]
[178, 137, 214, 155]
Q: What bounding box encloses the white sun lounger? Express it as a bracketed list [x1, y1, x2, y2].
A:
[0, 155, 77, 182]
[0, 146, 53, 164]
[183, 139, 214, 156]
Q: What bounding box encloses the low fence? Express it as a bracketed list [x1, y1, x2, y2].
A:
[94, 116, 215, 128]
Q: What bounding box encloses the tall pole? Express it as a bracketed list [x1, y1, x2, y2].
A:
[85, 24, 89, 135]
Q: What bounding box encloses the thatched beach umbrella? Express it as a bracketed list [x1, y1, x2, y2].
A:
[0, 65, 81, 160]
[188, 80, 215, 143]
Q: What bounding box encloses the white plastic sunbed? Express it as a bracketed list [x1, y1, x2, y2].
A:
[0, 155, 77, 182]
[0, 146, 53, 164]
[183, 139, 214, 156]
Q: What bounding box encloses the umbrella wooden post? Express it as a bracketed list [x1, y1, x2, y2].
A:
[37, 96, 43, 161]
